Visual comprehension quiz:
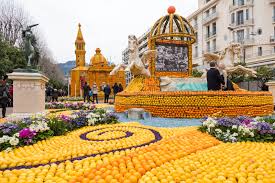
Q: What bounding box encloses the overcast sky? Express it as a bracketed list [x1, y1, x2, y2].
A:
[16, 0, 198, 64]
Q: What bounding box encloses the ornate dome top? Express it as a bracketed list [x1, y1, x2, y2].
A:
[149, 6, 196, 43]
[90, 48, 108, 66]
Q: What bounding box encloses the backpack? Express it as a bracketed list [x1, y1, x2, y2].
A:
[89, 90, 93, 96]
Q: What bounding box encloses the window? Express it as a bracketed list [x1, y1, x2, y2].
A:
[233, 0, 236, 5]
[195, 32, 198, 41]
[231, 13, 235, 24]
[194, 17, 198, 25]
[213, 39, 217, 52]
[258, 47, 262, 56]
[273, 7, 275, 22]
[206, 0, 210, 3]
[206, 25, 210, 37]
[237, 29, 244, 43]
[212, 22, 217, 35]
[257, 28, 262, 35]
[195, 46, 198, 57]
[246, 9, 249, 20]
[212, 6, 216, 13]
[207, 41, 211, 52]
[238, 0, 244, 6]
[273, 46, 275, 53]
[237, 10, 244, 25]
[205, 10, 210, 18]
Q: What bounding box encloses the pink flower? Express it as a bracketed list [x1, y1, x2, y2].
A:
[19, 128, 36, 139]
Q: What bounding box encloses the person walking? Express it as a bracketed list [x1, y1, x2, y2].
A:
[0, 77, 11, 118]
[112, 83, 119, 100]
[52, 89, 59, 102]
[118, 83, 123, 93]
[8, 83, 13, 107]
[207, 62, 225, 91]
[103, 84, 111, 103]
[92, 83, 98, 104]
[83, 82, 91, 103]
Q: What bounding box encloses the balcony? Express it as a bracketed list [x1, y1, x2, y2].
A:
[229, 18, 254, 29]
[234, 38, 255, 46]
[270, 0, 275, 4]
[229, 0, 254, 12]
[205, 31, 217, 40]
[202, 12, 219, 25]
[203, 47, 219, 54]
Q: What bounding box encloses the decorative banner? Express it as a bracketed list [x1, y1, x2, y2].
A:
[155, 42, 189, 72]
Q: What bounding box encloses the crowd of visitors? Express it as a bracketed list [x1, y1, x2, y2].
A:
[45, 86, 67, 102]
[82, 82, 124, 103]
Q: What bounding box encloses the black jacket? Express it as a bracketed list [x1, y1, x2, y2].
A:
[207, 68, 225, 91]
[83, 84, 90, 95]
[103, 86, 111, 95]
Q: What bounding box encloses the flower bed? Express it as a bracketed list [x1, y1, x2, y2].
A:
[59, 96, 83, 102]
[199, 116, 275, 142]
[45, 102, 95, 110]
[0, 108, 119, 151]
[0, 123, 274, 182]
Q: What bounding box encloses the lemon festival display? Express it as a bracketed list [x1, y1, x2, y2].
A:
[1, 121, 274, 183]
[114, 6, 273, 118]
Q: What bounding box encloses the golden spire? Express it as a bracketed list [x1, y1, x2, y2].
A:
[76, 23, 84, 42]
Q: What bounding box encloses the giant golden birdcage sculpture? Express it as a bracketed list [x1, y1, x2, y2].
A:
[148, 6, 196, 78]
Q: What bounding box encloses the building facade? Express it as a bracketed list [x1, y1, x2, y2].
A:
[70, 24, 126, 97]
[188, 0, 275, 68]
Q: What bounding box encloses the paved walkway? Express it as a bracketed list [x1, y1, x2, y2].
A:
[0, 107, 12, 118]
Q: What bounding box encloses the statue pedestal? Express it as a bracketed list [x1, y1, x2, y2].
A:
[266, 81, 275, 104]
[127, 108, 148, 120]
[7, 72, 49, 115]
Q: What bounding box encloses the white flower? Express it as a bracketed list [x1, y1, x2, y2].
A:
[249, 132, 254, 137]
[202, 117, 217, 128]
[4, 147, 12, 153]
[70, 115, 77, 119]
[232, 133, 238, 137]
[9, 137, 19, 146]
[88, 118, 96, 126]
[13, 133, 19, 138]
[215, 129, 222, 134]
[232, 125, 238, 129]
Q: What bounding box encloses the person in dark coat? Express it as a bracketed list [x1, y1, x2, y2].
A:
[103, 84, 111, 103]
[0, 77, 11, 118]
[52, 89, 59, 102]
[207, 62, 225, 91]
[83, 82, 91, 103]
[112, 83, 119, 99]
[118, 83, 123, 93]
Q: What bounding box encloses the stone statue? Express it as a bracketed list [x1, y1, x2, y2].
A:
[22, 24, 39, 67]
[110, 35, 157, 77]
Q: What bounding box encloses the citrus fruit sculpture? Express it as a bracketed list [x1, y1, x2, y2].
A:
[114, 7, 273, 118]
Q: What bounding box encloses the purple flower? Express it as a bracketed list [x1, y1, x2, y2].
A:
[19, 128, 36, 139]
[256, 122, 272, 131]
[217, 117, 241, 127]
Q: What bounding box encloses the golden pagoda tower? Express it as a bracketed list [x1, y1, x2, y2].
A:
[75, 23, 86, 67]
[70, 23, 88, 97]
[70, 24, 126, 97]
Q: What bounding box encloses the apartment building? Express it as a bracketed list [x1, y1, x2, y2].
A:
[188, 0, 275, 68]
